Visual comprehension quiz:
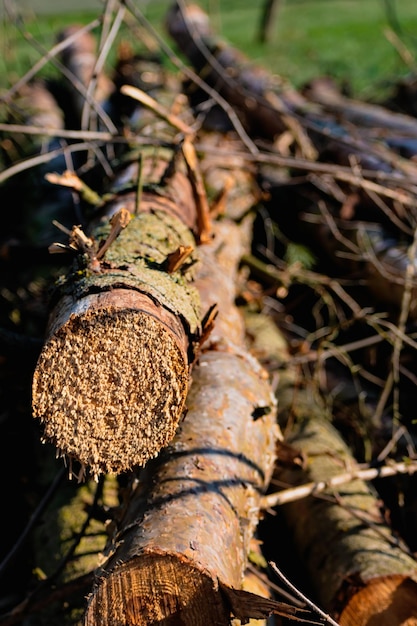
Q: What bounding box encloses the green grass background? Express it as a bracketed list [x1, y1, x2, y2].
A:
[1, 0, 417, 99]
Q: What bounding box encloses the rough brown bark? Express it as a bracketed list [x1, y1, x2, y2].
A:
[32, 148, 203, 478]
[82, 219, 288, 625]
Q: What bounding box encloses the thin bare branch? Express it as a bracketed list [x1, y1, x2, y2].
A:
[0, 142, 103, 184]
[269, 562, 341, 626]
[262, 460, 417, 508]
[0, 17, 101, 103]
[80, 3, 126, 130]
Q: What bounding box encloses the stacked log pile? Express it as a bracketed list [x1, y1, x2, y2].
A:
[2, 2, 417, 625]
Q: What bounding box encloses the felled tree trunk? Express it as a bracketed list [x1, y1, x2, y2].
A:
[0, 80, 77, 249]
[277, 417, 417, 625]
[32, 148, 203, 478]
[82, 218, 294, 625]
[167, 3, 417, 174]
[303, 76, 417, 139]
[84, 348, 278, 625]
[166, 2, 292, 141]
[245, 312, 417, 624]
[57, 25, 114, 128]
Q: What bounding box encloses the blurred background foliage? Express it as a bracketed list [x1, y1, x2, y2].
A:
[1, 0, 417, 100]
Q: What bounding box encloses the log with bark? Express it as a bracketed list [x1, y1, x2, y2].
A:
[82, 217, 313, 625]
[79, 91, 308, 623]
[57, 24, 115, 129]
[30, 29, 272, 479]
[274, 416, 417, 626]
[245, 311, 417, 625]
[167, 2, 417, 323]
[0, 79, 78, 250]
[166, 2, 301, 144]
[166, 1, 417, 176]
[31, 140, 204, 478]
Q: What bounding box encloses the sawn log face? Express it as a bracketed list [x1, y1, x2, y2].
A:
[32, 151, 202, 477]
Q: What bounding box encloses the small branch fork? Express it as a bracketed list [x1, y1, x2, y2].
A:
[49, 207, 131, 272]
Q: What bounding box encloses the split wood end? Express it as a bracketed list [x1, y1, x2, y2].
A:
[84, 553, 230, 626]
[32, 294, 189, 477]
[338, 575, 417, 626]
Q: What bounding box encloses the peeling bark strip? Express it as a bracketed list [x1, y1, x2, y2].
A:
[81, 221, 311, 625]
[276, 417, 417, 625]
[32, 148, 202, 477]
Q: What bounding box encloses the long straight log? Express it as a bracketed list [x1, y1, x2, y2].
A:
[32, 147, 203, 478]
[82, 217, 309, 625]
[84, 347, 279, 625]
[166, 2, 292, 141]
[167, 3, 417, 179]
[303, 76, 417, 137]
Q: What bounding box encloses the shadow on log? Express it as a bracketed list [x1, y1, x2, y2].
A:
[82, 219, 314, 624]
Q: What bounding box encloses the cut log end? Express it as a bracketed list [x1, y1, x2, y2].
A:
[338, 575, 417, 626]
[32, 308, 189, 476]
[84, 553, 231, 626]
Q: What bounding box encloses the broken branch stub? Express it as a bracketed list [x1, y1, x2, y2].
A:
[32, 148, 203, 478]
